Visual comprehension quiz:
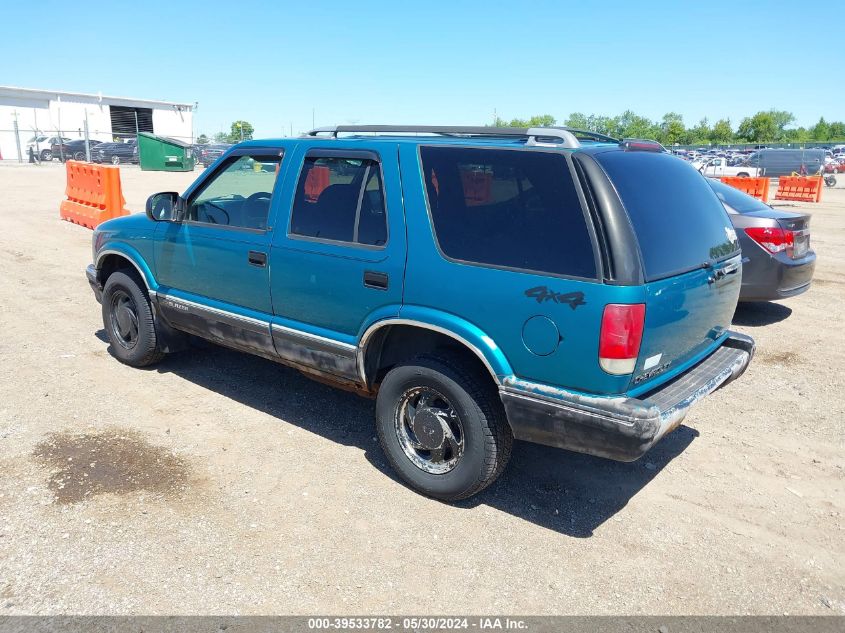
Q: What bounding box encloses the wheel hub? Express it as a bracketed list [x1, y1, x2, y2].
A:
[411, 409, 445, 450]
[394, 387, 464, 474]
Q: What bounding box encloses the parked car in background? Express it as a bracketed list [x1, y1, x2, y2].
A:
[196, 143, 232, 167]
[92, 139, 138, 165]
[51, 139, 103, 161]
[693, 156, 761, 178]
[85, 125, 754, 500]
[744, 148, 826, 177]
[27, 135, 73, 161]
[707, 179, 815, 302]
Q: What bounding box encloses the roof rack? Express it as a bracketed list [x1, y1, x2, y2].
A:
[565, 128, 621, 144]
[304, 125, 582, 148]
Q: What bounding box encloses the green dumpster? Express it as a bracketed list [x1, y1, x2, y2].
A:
[137, 132, 195, 171]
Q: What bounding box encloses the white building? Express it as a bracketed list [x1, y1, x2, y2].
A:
[0, 86, 194, 161]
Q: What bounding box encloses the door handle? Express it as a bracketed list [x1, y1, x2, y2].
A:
[363, 270, 389, 290]
[248, 250, 267, 267]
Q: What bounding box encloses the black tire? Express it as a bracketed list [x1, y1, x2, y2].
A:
[101, 270, 164, 367]
[375, 353, 512, 501]
[41, 150, 53, 162]
[73, 151, 86, 161]
[111, 155, 121, 165]
[736, 172, 749, 178]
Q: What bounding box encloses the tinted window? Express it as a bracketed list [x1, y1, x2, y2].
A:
[420, 147, 596, 278]
[189, 154, 282, 229]
[290, 156, 387, 246]
[596, 151, 739, 280]
[707, 178, 769, 214]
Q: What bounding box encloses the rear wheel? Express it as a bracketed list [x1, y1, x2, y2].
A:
[101, 271, 164, 367]
[73, 151, 86, 161]
[375, 353, 512, 501]
[111, 155, 121, 165]
[736, 172, 749, 177]
[41, 150, 53, 162]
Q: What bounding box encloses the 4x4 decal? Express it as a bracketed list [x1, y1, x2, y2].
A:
[524, 286, 586, 310]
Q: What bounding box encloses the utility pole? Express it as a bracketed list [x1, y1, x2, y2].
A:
[12, 110, 22, 163]
[312, 108, 315, 129]
[84, 111, 91, 162]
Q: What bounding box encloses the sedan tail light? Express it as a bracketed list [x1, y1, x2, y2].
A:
[744, 226, 793, 255]
[599, 304, 646, 375]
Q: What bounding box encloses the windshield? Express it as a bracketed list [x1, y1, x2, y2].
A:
[707, 178, 770, 214]
[596, 150, 740, 280]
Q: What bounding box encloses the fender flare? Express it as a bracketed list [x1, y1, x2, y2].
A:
[95, 245, 158, 292]
[356, 307, 513, 386]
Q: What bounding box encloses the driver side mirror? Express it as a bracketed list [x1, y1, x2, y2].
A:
[146, 192, 184, 222]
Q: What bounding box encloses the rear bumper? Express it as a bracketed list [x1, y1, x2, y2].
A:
[499, 332, 755, 462]
[740, 251, 816, 302]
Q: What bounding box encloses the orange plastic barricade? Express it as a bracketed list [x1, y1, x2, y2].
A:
[774, 175, 823, 203]
[720, 176, 770, 203]
[304, 165, 330, 202]
[460, 169, 493, 206]
[59, 161, 130, 229]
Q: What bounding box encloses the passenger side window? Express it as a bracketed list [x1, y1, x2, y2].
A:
[289, 156, 387, 246]
[188, 154, 282, 230]
[420, 146, 597, 278]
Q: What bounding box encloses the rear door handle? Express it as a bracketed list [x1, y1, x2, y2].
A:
[248, 250, 267, 267]
[363, 270, 389, 290]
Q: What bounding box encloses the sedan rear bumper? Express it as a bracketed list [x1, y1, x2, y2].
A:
[500, 332, 754, 462]
[740, 251, 816, 302]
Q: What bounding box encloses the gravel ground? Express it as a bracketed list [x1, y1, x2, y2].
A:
[0, 161, 842, 615]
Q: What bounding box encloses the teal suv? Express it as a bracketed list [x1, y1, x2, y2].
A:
[86, 125, 754, 500]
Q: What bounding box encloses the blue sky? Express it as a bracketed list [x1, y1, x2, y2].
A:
[2, 0, 842, 137]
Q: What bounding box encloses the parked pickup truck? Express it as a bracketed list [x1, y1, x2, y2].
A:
[692, 156, 762, 178]
[86, 125, 754, 500]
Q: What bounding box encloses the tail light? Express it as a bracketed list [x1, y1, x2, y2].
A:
[744, 226, 793, 255]
[599, 304, 646, 375]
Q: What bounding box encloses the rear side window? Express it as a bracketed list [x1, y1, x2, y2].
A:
[420, 146, 596, 279]
[290, 156, 387, 246]
[596, 151, 739, 280]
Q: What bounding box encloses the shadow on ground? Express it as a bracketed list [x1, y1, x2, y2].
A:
[733, 301, 792, 326]
[100, 332, 697, 538]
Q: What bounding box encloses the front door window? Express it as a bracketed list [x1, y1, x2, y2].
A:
[189, 154, 282, 230]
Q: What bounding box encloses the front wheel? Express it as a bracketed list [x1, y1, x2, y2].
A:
[825, 175, 836, 187]
[41, 150, 53, 162]
[73, 151, 86, 161]
[736, 172, 749, 178]
[375, 354, 512, 501]
[111, 155, 121, 165]
[101, 271, 164, 367]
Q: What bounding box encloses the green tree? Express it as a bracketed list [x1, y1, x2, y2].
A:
[661, 112, 687, 145]
[768, 110, 796, 139]
[828, 121, 845, 140]
[229, 120, 254, 142]
[617, 110, 658, 139]
[737, 112, 777, 142]
[710, 119, 733, 144]
[195, 134, 209, 145]
[688, 118, 711, 144]
[810, 117, 831, 141]
[492, 114, 557, 128]
[564, 112, 591, 130]
[213, 131, 229, 143]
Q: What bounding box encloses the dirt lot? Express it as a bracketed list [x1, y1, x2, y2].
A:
[0, 162, 843, 615]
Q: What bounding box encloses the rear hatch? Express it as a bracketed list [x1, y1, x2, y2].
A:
[594, 151, 742, 392]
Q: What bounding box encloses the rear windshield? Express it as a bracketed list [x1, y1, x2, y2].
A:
[595, 151, 739, 280]
[707, 178, 769, 214]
